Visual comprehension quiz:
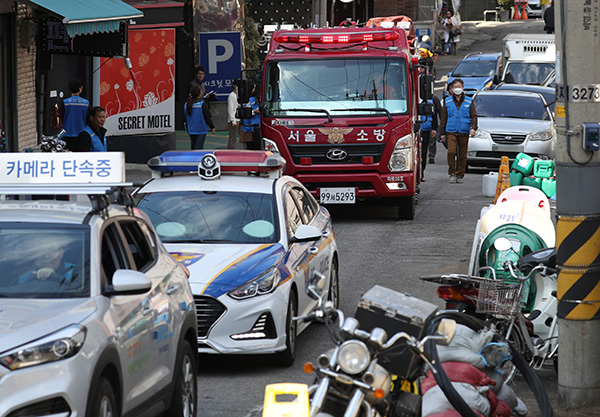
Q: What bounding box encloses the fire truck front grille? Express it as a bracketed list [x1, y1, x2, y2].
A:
[288, 144, 386, 165]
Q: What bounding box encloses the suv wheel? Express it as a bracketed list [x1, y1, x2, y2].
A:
[167, 340, 197, 417]
[89, 377, 117, 417]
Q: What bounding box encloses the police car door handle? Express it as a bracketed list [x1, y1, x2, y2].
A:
[166, 284, 180, 295]
[142, 306, 153, 316]
[321, 230, 330, 238]
[309, 246, 319, 254]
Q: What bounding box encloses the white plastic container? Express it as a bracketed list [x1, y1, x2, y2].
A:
[482, 172, 498, 197]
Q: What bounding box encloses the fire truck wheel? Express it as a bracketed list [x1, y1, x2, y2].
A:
[398, 195, 416, 220]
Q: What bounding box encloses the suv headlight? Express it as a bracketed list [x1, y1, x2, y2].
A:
[337, 340, 370, 375]
[388, 134, 413, 172]
[0, 325, 86, 371]
[474, 129, 491, 140]
[263, 138, 280, 152]
[228, 268, 281, 300]
[528, 130, 553, 141]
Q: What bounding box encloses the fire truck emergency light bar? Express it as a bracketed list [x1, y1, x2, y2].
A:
[274, 30, 399, 44]
[147, 150, 286, 178]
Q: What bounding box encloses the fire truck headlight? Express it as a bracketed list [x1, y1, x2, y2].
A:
[263, 138, 280, 152]
[388, 134, 413, 172]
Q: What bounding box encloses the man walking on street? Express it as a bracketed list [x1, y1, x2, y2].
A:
[227, 79, 240, 149]
[440, 79, 477, 184]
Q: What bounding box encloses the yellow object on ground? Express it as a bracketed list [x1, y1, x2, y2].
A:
[494, 156, 511, 203]
[262, 383, 310, 417]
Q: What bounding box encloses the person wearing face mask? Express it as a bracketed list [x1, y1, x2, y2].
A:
[440, 79, 477, 184]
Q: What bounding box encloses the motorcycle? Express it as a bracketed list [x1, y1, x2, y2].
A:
[422, 241, 558, 382]
[263, 272, 554, 417]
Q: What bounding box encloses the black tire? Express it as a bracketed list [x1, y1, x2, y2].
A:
[327, 259, 339, 309]
[167, 340, 198, 417]
[275, 291, 297, 366]
[498, 323, 525, 385]
[398, 195, 416, 220]
[88, 377, 117, 417]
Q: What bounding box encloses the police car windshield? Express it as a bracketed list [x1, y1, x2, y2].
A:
[0, 224, 89, 299]
[136, 191, 278, 244]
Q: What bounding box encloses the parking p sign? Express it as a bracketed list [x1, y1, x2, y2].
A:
[198, 32, 242, 99]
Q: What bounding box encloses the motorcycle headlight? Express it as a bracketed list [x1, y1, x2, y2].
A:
[228, 268, 281, 300]
[0, 325, 86, 371]
[474, 129, 491, 140]
[528, 130, 553, 141]
[337, 340, 370, 375]
[388, 134, 413, 172]
[263, 138, 280, 152]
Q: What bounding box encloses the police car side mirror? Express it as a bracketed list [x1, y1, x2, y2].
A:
[104, 269, 152, 296]
[289, 224, 322, 244]
[419, 74, 434, 101]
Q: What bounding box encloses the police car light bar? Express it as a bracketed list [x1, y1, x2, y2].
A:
[274, 30, 399, 44]
[147, 150, 286, 178]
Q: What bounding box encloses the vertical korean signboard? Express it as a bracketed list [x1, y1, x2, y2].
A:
[198, 32, 242, 100]
[100, 29, 175, 136]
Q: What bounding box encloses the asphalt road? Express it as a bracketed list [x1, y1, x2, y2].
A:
[127, 19, 600, 417]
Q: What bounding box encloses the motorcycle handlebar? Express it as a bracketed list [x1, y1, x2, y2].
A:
[505, 261, 551, 282]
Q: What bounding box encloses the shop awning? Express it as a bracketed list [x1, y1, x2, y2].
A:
[24, 0, 143, 37]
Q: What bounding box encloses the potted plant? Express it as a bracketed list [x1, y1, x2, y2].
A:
[497, 0, 514, 20]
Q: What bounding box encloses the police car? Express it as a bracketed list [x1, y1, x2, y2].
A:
[0, 153, 198, 417]
[134, 150, 339, 365]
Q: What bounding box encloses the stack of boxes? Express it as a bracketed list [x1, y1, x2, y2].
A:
[509, 152, 556, 198]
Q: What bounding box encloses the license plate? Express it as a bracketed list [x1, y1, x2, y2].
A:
[319, 187, 356, 204]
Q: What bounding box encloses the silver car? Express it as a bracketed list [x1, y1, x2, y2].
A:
[0, 153, 198, 417]
[467, 90, 556, 168]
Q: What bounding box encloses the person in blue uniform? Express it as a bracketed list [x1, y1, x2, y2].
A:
[60, 79, 89, 146]
[440, 79, 477, 184]
[75, 106, 108, 152]
[185, 85, 215, 150]
[240, 82, 262, 150]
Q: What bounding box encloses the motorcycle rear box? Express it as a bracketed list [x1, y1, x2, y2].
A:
[354, 285, 439, 379]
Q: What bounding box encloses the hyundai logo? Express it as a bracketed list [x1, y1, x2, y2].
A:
[505, 135, 513, 141]
[326, 148, 348, 161]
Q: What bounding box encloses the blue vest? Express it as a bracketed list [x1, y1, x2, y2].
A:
[444, 95, 472, 134]
[419, 99, 434, 131]
[83, 126, 107, 152]
[241, 97, 260, 133]
[184, 100, 209, 135]
[63, 96, 89, 137]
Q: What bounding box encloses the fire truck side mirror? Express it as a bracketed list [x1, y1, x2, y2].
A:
[419, 74, 434, 101]
[418, 102, 434, 116]
[238, 79, 253, 104]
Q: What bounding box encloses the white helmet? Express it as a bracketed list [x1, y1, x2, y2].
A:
[421, 35, 431, 43]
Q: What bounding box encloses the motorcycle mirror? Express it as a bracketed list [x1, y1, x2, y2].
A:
[436, 318, 456, 346]
[493, 237, 513, 252]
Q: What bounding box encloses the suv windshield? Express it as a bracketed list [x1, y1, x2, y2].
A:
[452, 60, 497, 77]
[0, 224, 90, 298]
[504, 62, 554, 84]
[263, 58, 409, 117]
[136, 191, 278, 244]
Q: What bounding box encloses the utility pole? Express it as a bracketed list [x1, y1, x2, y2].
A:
[554, 0, 600, 409]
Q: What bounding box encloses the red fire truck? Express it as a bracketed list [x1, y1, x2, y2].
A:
[259, 25, 432, 220]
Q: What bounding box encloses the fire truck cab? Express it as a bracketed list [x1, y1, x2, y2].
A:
[260, 26, 432, 220]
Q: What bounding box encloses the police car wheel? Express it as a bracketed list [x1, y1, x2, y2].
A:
[89, 377, 117, 417]
[327, 259, 340, 310]
[168, 340, 198, 417]
[276, 291, 297, 366]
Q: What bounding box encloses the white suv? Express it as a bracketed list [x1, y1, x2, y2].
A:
[0, 152, 198, 417]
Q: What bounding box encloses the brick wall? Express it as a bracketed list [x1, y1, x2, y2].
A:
[374, 0, 419, 20]
[16, 4, 37, 150]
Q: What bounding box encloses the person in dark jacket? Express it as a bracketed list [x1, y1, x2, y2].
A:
[440, 79, 478, 184]
[68, 106, 107, 152]
[184, 85, 215, 150]
[543, 3, 554, 34]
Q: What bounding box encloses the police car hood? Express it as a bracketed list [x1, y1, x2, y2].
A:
[0, 298, 95, 353]
[167, 243, 286, 298]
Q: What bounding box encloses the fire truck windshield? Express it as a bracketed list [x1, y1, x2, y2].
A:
[263, 58, 409, 118]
